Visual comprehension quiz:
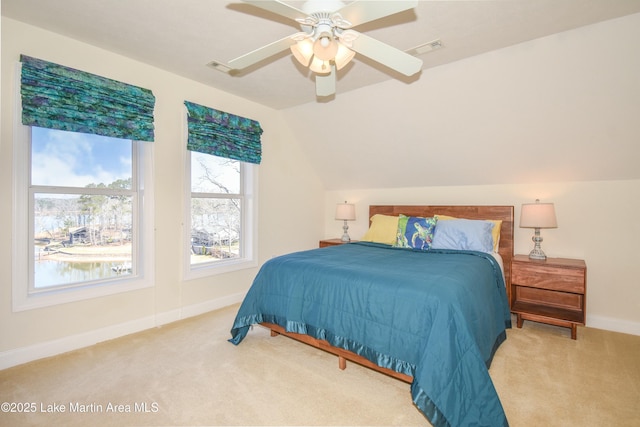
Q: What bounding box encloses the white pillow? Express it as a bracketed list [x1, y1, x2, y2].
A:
[431, 219, 494, 253]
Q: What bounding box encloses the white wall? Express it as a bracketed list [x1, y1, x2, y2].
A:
[284, 13, 640, 190]
[324, 179, 640, 336]
[0, 18, 324, 368]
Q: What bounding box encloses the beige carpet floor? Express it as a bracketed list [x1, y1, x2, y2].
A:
[1, 304, 639, 426]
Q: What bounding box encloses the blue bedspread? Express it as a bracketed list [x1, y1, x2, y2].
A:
[229, 242, 511, 427]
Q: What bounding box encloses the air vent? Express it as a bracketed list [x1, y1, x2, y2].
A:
[207, 61, 232, 73]
[406, 39, 443, 56]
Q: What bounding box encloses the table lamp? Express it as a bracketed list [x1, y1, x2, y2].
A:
[519, 199, 557, 260]
[335, 201, 356, 242]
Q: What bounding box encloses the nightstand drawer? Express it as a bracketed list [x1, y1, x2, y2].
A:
[512, 264, 585, 293]
[515, 286, 584, 313]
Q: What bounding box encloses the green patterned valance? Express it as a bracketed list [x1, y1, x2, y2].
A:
[20, 55, 155, 142]
[184, 100, 262, 164]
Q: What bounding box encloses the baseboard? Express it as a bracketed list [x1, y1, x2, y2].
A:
[152, 292, 245, 326]
[179, 292, 244, 320]
[587, 314, 640, 336]
[0, 292, 245, 371]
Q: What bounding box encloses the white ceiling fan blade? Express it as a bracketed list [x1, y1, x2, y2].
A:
[349, 31, 423, 76]
[241, 0, 309, 21]
[336, 0, 418, 27]
[228, 35, 297, 70]
[316, 66, 336, 97]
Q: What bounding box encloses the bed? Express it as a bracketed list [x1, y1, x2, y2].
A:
[229, 205, 514, 427]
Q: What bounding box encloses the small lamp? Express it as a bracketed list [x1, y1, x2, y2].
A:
[335, 201, 356, 242]
[520, 199, 558, 260]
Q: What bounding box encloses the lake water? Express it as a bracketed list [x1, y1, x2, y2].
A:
[34, 259, 131, 288]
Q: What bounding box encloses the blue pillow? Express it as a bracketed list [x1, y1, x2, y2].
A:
[431, 219, 494, 253]
[394, 215, 437, 251]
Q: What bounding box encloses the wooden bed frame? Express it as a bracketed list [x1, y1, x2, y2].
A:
[261, 205, 514, 383]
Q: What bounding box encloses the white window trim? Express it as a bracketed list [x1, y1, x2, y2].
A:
[182, 127, 258, 281]
[11, 66, 155, 311]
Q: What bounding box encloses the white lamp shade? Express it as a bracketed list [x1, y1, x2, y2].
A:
[520, 202, 558, 228]
[334, 43, 355, 70]
[335, 203, 356, 221]
[291, 39, 314, 66]
[313, 34, 339, 61]
[309, 56, 332, 74]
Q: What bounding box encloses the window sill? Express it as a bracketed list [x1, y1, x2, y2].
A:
[12, 276, 154, 312]
[183, 258, 258, 282]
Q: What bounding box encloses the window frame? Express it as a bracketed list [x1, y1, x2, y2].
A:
[182, 145, 258, 281]
[12, 66, 155, 311]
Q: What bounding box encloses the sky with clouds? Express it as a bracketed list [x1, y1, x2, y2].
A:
[31, 127, 132, 188]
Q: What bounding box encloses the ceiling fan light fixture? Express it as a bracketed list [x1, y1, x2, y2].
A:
[312, 33, 338, 61]
[309, 56, 332, 74]
[291, 39, 314, 66]
[334, 42, 355, 70]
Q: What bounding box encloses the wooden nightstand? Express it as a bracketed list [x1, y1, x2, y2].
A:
[319, 239, 356, 248]
[511, 255, 587, 339]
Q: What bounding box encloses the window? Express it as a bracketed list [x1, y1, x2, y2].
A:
[184, 151, 257, 279]
[13, 56, 155, 310]
[32, 128, 136, 288]
[182, 101, 261, 279]
[13, 126, 154, 310]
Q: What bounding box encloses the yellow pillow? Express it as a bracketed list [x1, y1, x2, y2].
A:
[361, 214, 399, 245]
[434, 214, 502, 252]
[488, 220, 502, 252]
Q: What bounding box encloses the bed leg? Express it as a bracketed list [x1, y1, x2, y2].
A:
[338, 356, 347, 370]
[270, 329, 279, 337]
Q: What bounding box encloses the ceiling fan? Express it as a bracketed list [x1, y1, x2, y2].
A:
[222, 0, 423, 97]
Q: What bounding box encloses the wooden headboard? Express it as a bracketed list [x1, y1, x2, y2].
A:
[369, 205, 514, 305]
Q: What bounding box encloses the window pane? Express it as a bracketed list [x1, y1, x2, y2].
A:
[191, 152, 240, 194]
[34, 193, 133, 289]
[31, 127, 132, 188]
[190, 198, 241, 264]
